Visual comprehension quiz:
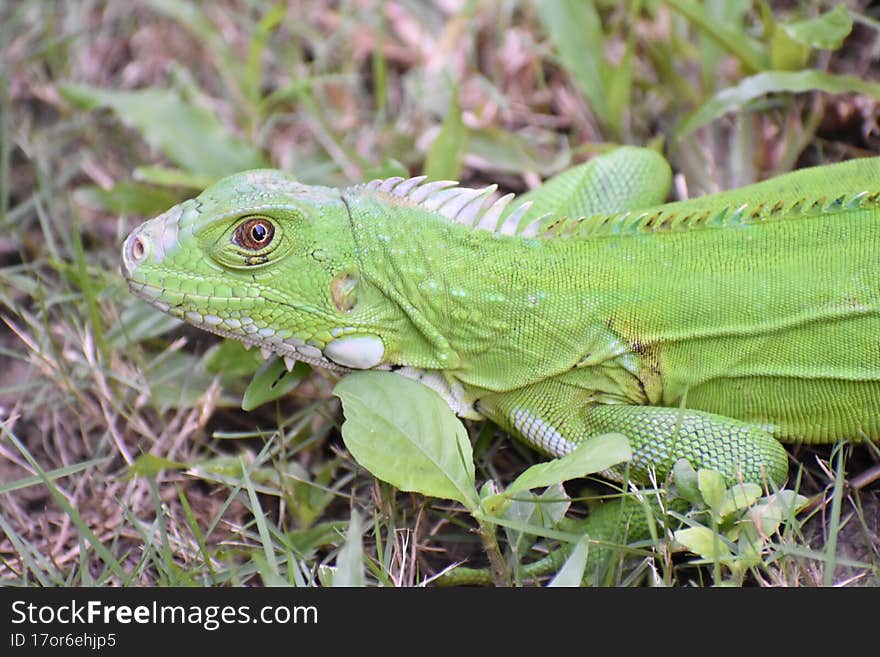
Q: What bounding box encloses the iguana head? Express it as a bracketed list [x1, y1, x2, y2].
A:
[122, 167, 544, 377]
[121, 169, 399, 372]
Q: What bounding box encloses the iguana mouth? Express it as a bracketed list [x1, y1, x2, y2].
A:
[122, 276, 349, 373]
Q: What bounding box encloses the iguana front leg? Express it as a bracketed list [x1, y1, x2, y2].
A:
[477, 380, 789, 486]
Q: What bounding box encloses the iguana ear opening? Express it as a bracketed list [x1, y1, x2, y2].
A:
[331, 270, 360, 313]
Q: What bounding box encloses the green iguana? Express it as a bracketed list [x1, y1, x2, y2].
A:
[121, 147, 880, 578]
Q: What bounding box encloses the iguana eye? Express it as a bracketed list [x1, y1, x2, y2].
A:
[234, 217, 275, 250]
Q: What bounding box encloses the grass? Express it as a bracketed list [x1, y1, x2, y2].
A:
[1, 0, 879, 587]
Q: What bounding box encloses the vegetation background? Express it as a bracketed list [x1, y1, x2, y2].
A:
[1, 0, 878, 586]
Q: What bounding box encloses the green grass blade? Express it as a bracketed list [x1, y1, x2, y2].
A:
[60, 84, 265, 178]
[677, 70, 880, 138]
[240, 455, 279, 578]
[547, 535, 590, 587]
[3, 428, 130, 582]
[666, 0, 770, 74]
[332, 510, 365, 587]
[536, 0, 613, 136]
[425, 86, 466, 182]
[0, 457, 107, 494]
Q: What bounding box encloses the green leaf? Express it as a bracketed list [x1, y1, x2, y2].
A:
[547, 535, 590, 587]
[130, 453, 188, 478]
[501, 484, 571, 559]
[697, 469, 726, 516]
[506, 433, 631, 497]
[769, 20, 811, 71]
[465, 127, 568, 175]
[241, 457, 278, 577]
[782, 5, 852, 50]
[105, 299, 182, 347]
[536, 0, 613, 134]
[507, 482, 570, 528]
[133, 165, 214, 190]
[425, 86, 466, 181]
[674, 526, 733, 561]
[677, 70, 880, 138]
[241, 357, 310, 411]
[285, 521, 347, 557]
[718, 482, 763, 518]
[0, 458, 107, 494]
[73, 182, 180, 216]
[334, 371, 478, 510]
[143, 350, 223, 408]
[749, 490, 808, 535]
[665, 0, 770, 74]
[672, 459, 702, 506]
[362, 157, 409, 182]
[60, 83, 265, 178]
[333, 511, 365, 587]
[204, 340, 265, 378]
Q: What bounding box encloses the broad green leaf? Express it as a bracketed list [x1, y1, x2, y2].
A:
[547, 535, 590, 587]
[536, 0, 612, 134]
[501, 484, 571, 559]
[506, 433, 631, 497]
[284, 459, 338, 529]
[241, 357, 309, 411]
[677, 70, 880, 138]
[749, 490, 808, 535]
[718, 482, 763, 518]
[674, 526, 733, 561]
[735, 526, 764, 568]
[697, 469, 726, 516]
[782, 5, 852, 50]
[130, 453, 188, 478]
[60, 84, 265, 178]
[333, 511, 365, 587]
[73, 182, 180, 216]
[672, 459, 701, 506]
[769, 25, 809, 72]
[334, 371, 478, 510]
[425, 87, 466, 181]
[204, 339, 265, 378]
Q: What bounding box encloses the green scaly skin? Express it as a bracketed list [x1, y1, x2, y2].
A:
[121, 147, 880, 581]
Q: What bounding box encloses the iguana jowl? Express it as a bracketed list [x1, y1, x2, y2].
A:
[121, 146, 880, 515]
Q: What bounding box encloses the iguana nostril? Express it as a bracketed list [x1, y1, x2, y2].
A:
[130, 235, 146, 262]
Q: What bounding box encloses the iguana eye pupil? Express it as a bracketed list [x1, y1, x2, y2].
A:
[235, 217, 275, 250]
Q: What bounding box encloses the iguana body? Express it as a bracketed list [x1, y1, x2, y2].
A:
[121, 147, 880, 558]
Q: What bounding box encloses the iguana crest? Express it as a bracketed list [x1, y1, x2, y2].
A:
[539, 189, 880, 239]
[361, 174, 880, 243]
[359, 175, 547, 237]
